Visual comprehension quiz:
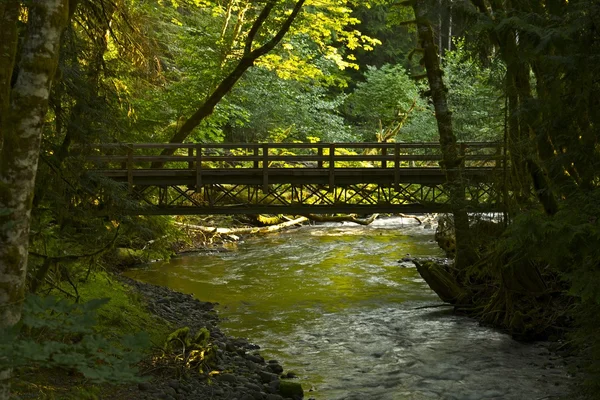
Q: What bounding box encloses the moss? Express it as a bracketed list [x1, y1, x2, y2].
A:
[279, 380, 304, 398]
[74, 271, 171, 346]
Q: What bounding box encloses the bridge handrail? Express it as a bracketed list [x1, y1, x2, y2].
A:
[81, 142, 503, 171]
[84, 141, 501, 150]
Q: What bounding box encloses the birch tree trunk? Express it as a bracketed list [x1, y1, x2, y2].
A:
[412, 0, 475, 268]
[0, 1, 72, 398]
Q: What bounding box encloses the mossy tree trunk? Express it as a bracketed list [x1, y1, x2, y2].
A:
[0, 1, 73, 398]
[412, 0, 475, 269]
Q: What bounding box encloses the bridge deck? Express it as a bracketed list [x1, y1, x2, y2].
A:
[97, 167, 496, 186]
[82, 142, 504, 214]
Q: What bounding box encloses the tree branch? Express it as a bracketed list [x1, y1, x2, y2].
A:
[152, 0, 306, 168]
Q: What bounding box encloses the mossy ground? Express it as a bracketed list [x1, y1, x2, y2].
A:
[11, 271, 172, 399]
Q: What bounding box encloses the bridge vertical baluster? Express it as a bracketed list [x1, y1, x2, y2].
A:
[382, 145, 387, 169]
[394, 143, 400, 190]
[127, 144, 133, 192]
[262, 143, 269, 193]
[188, 147, 194, 170]
[495, 144, 501, 169]
[318, 146, 323, 169]
[329, 143, 335, 191]
[254, 145, 259, 169]
[460, 143, 467, 167]
[196, 144, 202, 192]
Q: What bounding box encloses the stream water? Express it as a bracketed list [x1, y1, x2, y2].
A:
[125, 217, 571, 400]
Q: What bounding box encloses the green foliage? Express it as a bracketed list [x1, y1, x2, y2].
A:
[0, 294, 149, 384]
[346, 2, 417, 76]
[499, 191, 600, 304]
[444, 40, 505, 142]
[226, 67, 350, 143]
[161, 326, 217, 375]
[493, 190, 600, 395]
[74, 272, 171, 343]
[342, 64, 436, 141]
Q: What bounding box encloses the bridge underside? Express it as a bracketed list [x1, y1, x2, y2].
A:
[95, 167, 502, 215]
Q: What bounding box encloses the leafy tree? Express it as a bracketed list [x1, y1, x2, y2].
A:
[342, 64, 436, 142]
[444, 39, 504, 142]
[225, 66, 350, 143]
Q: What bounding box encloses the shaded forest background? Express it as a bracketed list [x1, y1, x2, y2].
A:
[1, 0, 599, 398]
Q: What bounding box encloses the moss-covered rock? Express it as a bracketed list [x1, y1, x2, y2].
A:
[279, 380, 304, 398]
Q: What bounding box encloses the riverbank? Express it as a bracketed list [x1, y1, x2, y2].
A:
[109, 276, 306, 400]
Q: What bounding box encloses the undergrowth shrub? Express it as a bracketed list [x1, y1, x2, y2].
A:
[156, 327, 218, 378]
[0, 294, 149, 384]
[496, 190, 600, 396]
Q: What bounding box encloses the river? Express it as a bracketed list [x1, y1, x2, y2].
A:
[125, 217, 571, 400]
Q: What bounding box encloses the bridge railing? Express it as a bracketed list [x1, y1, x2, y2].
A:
[82, 142, 503, 190]
[83, 142, 502, 167]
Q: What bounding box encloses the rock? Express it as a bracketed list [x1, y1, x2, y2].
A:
[265, 395, 284, 400]
[267, 379, 281, 394]
[245, 383, 263, 392]
[246, 353, 265, 364]
[267, 363, 284, 374]
[259, 371, 279, 383]
[226, 342, 238, 352]
[138, 382, 152, 391]
[282, 371, 297, 379]
[219, 373, 239, 383]
[279, 380, 304, 398]
[167, 379, 180, 390]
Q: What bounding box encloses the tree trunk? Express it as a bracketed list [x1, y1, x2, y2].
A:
[412, 0, 475, 268]
[0, 1, 72, 398]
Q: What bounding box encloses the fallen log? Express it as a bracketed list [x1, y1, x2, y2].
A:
[303, 213, 379, 225]
[174, 216, 308, 235]
[412, 258, 469, 305]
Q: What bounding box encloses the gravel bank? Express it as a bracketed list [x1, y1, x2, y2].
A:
[113, 276, 307, 400]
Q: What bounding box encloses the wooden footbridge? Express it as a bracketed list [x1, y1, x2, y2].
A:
[82, 142, 504, 215]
